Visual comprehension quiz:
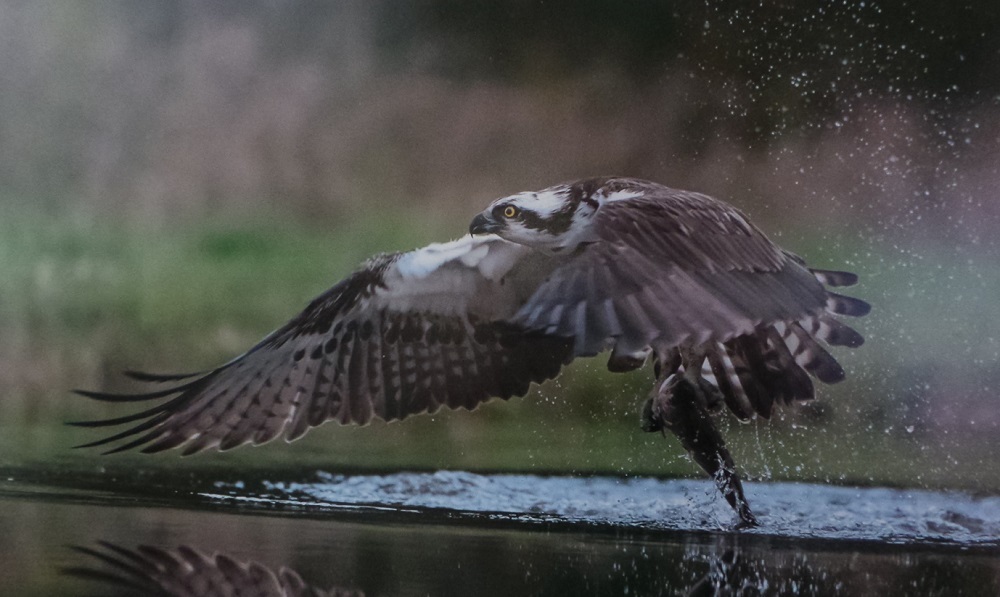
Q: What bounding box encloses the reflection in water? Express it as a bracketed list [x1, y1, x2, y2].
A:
[60, 536, 998, 597]
[684, 548, 833, 597]
[60, 541, 802, 597]
[2, 483, 998, 596]
[686, 550, 756, 597]
[66, 542, 364, 597]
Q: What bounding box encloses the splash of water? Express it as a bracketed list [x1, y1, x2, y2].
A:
[205, 471, 1000, 546]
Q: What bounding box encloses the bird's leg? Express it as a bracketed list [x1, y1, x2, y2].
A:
[641, 364, 758, 528]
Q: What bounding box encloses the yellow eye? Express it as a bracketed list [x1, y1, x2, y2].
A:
[503, 205, 518, 218]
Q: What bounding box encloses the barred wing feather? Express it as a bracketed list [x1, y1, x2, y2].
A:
[509, 187, 869, 419]
[73, 237, 574, 454]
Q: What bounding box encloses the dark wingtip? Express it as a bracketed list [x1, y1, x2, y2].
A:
[71, 367, 219, 455]
[811, 268, 859, 287]
[854, 298, 872, 317]
[825, 292, 872, 317]
[75, 368, 211, 404]
[70, 438, 113, 450]
[73, 387, 180, 403]
[123, 369, 205, 383]
[72, 389, 130, 403]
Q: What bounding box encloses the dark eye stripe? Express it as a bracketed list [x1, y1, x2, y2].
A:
[519, 203, 577, 234]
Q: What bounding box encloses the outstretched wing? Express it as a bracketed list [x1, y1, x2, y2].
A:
[74, 236, 574, 454]
[509, 182, 870, 418]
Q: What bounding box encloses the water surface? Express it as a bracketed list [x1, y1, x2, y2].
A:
[2, 467, 997, 595]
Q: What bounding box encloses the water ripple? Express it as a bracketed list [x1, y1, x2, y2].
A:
[208, 471, 1000, 547]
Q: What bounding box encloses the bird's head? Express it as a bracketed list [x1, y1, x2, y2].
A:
[469, 179, 613, 251]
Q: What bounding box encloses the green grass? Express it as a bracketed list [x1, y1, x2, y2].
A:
[0, 199, 998, 495]
[0, 200, 450, 401]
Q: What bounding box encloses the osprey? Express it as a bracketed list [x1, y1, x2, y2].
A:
[75, 177, 869, 527]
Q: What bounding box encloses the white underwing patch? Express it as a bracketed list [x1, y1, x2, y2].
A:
[396, 236, 493, 278]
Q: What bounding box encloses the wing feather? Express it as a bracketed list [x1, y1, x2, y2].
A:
[74, 237, 574, 453]
[347, 329, 373, 425]
[511, 196, 830, 353]
[507, 180, 867, 419]
[705, 345, 754, 420]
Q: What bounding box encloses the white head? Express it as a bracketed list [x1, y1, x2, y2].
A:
[469, 178, 622, 251]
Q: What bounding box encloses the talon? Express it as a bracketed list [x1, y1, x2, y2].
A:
[639, 374, 679, 433]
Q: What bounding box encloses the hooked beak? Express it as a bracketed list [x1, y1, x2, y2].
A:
[469, 212, 501, 235]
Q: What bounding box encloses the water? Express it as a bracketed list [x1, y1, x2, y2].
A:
[2, 467, 998, 596]
[255, 471, 1000, 546]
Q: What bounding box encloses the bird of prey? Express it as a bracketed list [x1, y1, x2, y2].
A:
[74, 177, 869, 527]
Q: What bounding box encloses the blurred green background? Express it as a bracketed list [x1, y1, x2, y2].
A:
[1, 0, 999, 493]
